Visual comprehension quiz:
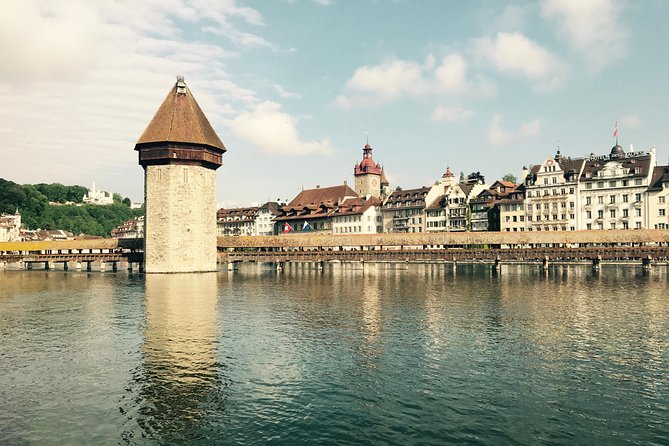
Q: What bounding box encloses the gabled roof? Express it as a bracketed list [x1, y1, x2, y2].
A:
[384, 186, 430, 207]
[648, 166, 669, 191]
[135, 77, 226, 152]
[275, 184, 358, 221]
[333, 196, 382, 216]
[580, 154, 652, 181]
[287, 184, 357, 208]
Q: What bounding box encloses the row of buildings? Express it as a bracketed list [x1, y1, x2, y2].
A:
[213, 141, 669, 236]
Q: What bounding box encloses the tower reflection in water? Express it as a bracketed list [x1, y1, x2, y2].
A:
[128, 273, 227, 443]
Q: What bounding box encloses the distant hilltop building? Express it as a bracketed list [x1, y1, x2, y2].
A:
[83, 183, 113, 205]
[0, 209, 21, 242]
[135, 76, 226, 273]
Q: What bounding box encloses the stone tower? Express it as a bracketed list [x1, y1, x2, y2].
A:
[354, 143, 383, 198]
[135, 77, 226, 273]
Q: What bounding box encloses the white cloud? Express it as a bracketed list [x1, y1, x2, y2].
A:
[541, 0, 627, 71]
[495, 4, 530, 31]
[0, 0, 275, 200]
[621, 114, 641, 129]
[336, 53, 494, 108]
[475, 32, 567, 90]
[431, 106, 475, 124]
[488, 114, 541, 145]
[230, 101, 332, 155]
[272, 83, 302, 99]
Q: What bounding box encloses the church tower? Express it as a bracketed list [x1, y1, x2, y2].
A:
[135, 77, 226, 273]
[354, 143, 383, 198]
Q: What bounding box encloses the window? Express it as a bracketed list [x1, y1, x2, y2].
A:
[597, 181, 604, 188]
[636, 222, 642, 229]
[570, 201, 575, 208]
[586, 211, 592, 219]
[622, 180, 629, 186]
[587, 223, 592, 230]
[561, 188, 566, 195]
[570, 213, 575, 219]
[660, 209, 666, 217]
[636, 209, 641, 217]
[609, 181, 616, 187]
[623, 194, 629, 203]
[610, 195, 616, 204]
[623, 222, 629, 229]
[660, 196, 666, 204]
[544, 203, 549, 209]
[527, 191, 532, 197]
[536, 203, 541, 210]
[610, 209, 616, 218]
[598, 196, 604, 204]
[598, 223, 603, 230]
[635, 193, 642, 202]
[543, 178, 549, 185]
[623, 209, 629, 218]
[586, 183, 593, 189]
[586, 197, 592, 205]
[597, 210, 604, 218]
[569, 187, 575, 194]
[610, 223, 616, 229]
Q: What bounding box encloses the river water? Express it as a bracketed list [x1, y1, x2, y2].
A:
[0, 264, 667, 445]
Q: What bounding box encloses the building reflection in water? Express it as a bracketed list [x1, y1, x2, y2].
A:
[125, 273, 226, 443]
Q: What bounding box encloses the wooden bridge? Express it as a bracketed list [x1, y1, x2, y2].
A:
[2, 230, 669, 271]
[0, 238, 143, 271]
[216, 230, 669, 268]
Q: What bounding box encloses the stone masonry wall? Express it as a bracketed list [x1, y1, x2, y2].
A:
[145, 164, 217, 273]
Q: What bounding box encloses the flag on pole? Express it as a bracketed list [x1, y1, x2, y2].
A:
[303, 221, 311, 231]
[284, 222, 293, 233]
[613, 121, 618, 138]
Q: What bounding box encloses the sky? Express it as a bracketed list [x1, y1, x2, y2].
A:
[1, 0, 668, 207]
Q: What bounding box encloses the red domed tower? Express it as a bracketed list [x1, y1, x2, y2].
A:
[354, 143, 383, 198]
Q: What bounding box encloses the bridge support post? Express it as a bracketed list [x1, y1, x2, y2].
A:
[642, 255, 652, 271]
[319, 261, 324, 271]
[27, 262, 32, 270]
[494, 255, 501, 271]
[112, 262, 118, 272]
[127, 262, 133, 272]
[63, 262, 69, 271]
[592, 256, 601, 271]
[542, 256, 549, 272]
[44, 261, 50, 270]
[86, 261, 92, 272]
[139, 263, 145, 273]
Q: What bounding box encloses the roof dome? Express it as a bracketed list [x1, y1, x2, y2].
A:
[610, 144, 625, 158]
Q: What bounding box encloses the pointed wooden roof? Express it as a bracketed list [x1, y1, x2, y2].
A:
[135, 77, 226, 152]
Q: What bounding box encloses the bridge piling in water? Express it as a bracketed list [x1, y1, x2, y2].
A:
[592, 256, 601, 271]
[642, 256, 652, 271]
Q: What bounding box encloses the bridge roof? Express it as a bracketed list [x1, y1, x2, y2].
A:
[135, 77, 226, 152]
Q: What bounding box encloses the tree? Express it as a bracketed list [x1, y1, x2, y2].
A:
[502, 173, 517, 184]
[122, 197, 131, 207]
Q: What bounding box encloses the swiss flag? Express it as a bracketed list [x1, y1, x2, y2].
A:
[284, 222, 293, 233]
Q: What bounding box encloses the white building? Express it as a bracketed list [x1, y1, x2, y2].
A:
[578, 145, 656, 230]
[523, 152, 584, 231]
[645, 166, 669, 229]
[83, 183, 114, 205]
[255, 202, 281, 236]
[0, 210, 21, 242]
[331, 196, 383, 234]
[217, 207, 259, 236]
[424, 168, 487, 232]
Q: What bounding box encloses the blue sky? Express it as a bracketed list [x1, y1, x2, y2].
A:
[1, 0, 667, 206]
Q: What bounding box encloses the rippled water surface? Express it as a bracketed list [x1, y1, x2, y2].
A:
[1, 264, 668, 445]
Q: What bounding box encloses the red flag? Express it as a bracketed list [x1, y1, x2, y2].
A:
[613, 121, 618, 138]
[283, 222, 293, 233]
